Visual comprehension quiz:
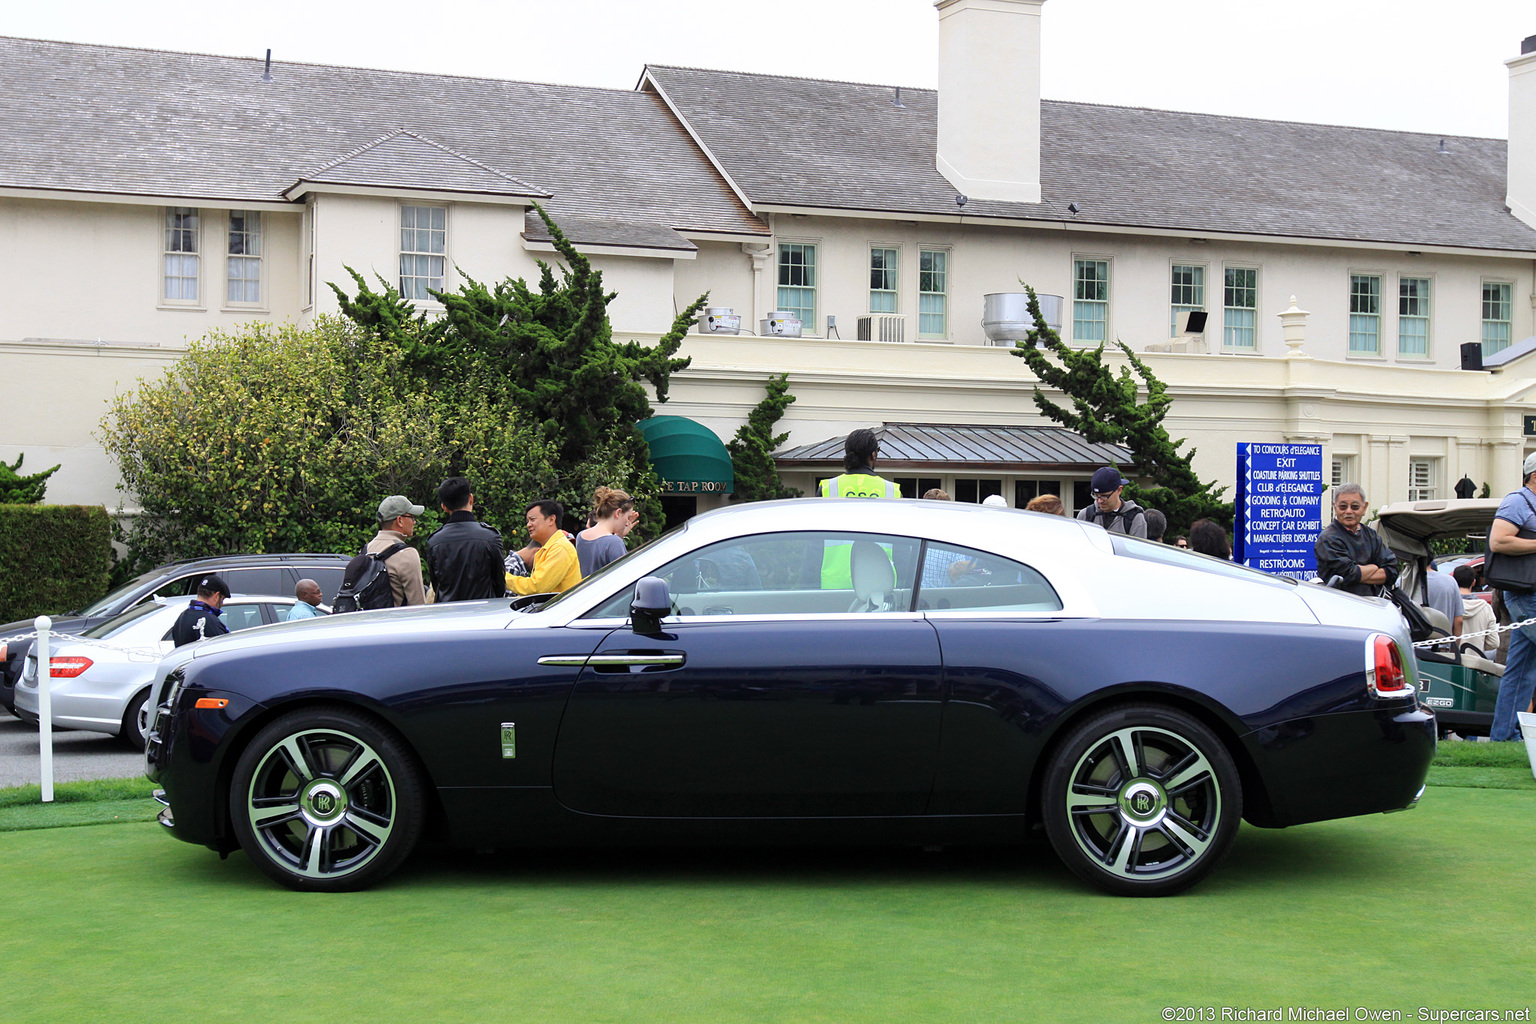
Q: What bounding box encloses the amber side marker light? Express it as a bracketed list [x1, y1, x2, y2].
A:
[194, 698, 230, 709]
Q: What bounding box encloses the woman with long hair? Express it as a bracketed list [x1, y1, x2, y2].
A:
[576, 486, 635, 577]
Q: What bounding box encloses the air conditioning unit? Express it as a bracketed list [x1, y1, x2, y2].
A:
[857, 314, 907, 343]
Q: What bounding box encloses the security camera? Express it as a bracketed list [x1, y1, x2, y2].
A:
[955, 194, 968, 208]
[1067, 202, 1080, 215]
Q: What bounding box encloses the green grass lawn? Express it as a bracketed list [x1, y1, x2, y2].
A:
[3, 762, 1534, 1024]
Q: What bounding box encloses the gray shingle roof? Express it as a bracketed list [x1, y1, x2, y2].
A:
[643, 65, 1536, 254]
[776, 423, 1132, 470]
[0, 37, 766, 249]
[293, 130, 548, 198]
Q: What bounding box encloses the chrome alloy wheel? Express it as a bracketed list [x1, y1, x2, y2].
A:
[1062, 725, 1221, 883]
[244, 728, 398, 881]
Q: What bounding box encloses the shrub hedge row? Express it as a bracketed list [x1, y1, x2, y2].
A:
[0, 505, 111, 624]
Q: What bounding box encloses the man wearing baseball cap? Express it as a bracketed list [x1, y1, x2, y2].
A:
[367, 494, 428, 606]
[1075, 466, 1148, 537]
[171, 574, 231, 647]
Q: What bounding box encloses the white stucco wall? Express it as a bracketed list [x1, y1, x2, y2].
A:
[747, 213, 1534, 368]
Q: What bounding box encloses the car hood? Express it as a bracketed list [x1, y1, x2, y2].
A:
[183, 599, 526, 660]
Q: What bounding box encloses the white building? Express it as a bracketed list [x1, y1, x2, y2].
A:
[3, 0, 1536, 519]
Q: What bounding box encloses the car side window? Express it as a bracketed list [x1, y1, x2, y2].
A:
[917, 542, 1062, 612]
[152, 575, 200, 600]
[585, 531, 921, 618]
[218, 569, 289, 597]
[222, 604, 268, 632]
[294, 567, 347, 602]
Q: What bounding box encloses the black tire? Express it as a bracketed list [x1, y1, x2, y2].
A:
[228, 706, 425, 892]
[118, 689, 150, 751]
[1042, 703, 1242, 897]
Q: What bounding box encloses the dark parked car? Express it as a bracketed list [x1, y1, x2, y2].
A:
[1, 554, 348, 714]
[146, 501, 1433, 896]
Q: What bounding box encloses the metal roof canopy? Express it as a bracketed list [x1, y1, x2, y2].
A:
[775, 423, 1132, 471]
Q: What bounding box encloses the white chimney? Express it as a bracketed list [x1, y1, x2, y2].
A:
[934, 0, 1044, 205]
[1509, 35, 1536, 231]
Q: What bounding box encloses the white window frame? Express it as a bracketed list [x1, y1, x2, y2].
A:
[918, 247, 950, 340]
[1331, 455, 1356, 489]
[1482, 280, 1514, 355]
[1396, 275, 1431, 360]
[162, 207, 202, 307]
[225, 210, 263, 308]
[1408, 458, 1438, 501]
[1348, 272, 1383, 357]
[868, 244, 899, 314]
[1071, 256, 1111, 345]
[399, 204, 448, 302]
[1170, 263, 1206, 338]
[1222, 266, 1258, 351]
[776, 241, 818, 332]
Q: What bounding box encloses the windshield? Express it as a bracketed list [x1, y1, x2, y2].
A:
[538, 529, 676, 611]
[1112, 534, 1297, 587]
[73, 569, 167, 617]
[83, 601, 170, 639]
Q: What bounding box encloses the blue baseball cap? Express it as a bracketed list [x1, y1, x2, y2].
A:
[1091, 467, 1126, 494]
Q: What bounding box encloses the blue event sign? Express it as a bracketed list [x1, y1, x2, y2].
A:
[1233, 442, 1325, 580]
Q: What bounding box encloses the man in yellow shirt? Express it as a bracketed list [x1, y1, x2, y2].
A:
[507, 499, 582, 596]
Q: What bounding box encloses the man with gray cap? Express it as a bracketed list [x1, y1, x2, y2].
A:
[1076, 466, 1148, 537]
[367, 494, 428, 607]
[1486, 452, 1536, 741]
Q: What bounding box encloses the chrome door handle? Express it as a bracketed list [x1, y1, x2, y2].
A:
[586, 654, 685, 668]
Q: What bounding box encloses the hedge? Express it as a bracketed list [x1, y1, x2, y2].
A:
[0, 505, 112, 624]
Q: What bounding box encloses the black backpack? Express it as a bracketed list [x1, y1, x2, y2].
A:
[332, 542, 407, 613]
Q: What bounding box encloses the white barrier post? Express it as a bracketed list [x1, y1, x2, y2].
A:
[34, 615, 54, 803]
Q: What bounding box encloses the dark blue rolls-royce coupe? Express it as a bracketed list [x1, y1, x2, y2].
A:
[145, 499, 1434, 895]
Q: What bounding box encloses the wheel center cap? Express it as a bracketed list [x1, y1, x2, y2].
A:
[1118, 780, 1167, 824]
[301, 780, 348, 826]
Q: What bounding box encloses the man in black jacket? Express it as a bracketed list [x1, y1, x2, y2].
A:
[425, 477, 506, 602]
[171, 575, 231, 647]
[1313, 483, 1397, 597]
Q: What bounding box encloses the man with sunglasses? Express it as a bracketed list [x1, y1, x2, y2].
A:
[1314, 484, 1397, 598]
[1075, 467, 1148, 537]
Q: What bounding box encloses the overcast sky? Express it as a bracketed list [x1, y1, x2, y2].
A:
[4, 0, 1532, 138]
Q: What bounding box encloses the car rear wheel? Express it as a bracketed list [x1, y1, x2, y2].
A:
[1042, 704, 1241, 897]
[229, 707, 425, 892]
[119, 689, 150, 751]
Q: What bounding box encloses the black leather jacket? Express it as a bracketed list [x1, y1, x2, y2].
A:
[426, 512, 506, 603]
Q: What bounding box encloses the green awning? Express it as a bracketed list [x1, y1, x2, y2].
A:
[637, 416, 734, 494]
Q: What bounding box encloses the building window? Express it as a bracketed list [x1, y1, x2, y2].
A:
[1223, 268, 1257, 350]
[1397, 277, 1430, 358]
[953, 478, 1003, 504]
[163, 207, 200, 302]
[1483, 282, 1514, 355]
[227, 210, 262, 305]
[918, 249, 948, 338]
[1331, 456, 1355, 489]
[399, 205, 446, 301]
[1072, 258, 1109, 343]
[1015, 479, 1062, 507]
[1408, 459, 1437, 501]
[777, 243, 817, 329]
[869, 247, 898, 313]
[894, 476, 943, 499]
[1349, 274, 1382, 355]
[1170, 264, 1204, 337]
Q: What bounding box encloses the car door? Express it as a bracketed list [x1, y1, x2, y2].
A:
[550, 530, 944, 818]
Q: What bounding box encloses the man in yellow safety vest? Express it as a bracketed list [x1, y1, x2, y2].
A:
[817, 428, 900, 587]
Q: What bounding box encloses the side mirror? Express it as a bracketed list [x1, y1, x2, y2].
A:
[630, 576, 672, 634]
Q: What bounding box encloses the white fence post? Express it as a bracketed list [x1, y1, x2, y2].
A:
[34, 615, 54, 803]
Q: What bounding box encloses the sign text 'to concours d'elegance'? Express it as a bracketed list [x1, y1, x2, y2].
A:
[1234, 443, 1325, 581]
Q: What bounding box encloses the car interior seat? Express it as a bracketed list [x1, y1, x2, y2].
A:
[848, 541, 896, 613]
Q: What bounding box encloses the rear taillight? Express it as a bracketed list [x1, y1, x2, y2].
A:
[1367, 634, 1412, 698]
[46, 656, 94, 679]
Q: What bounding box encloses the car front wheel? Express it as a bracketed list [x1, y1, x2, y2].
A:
[1042, 704, 1241, 897]
[229, 707, 425, 892]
